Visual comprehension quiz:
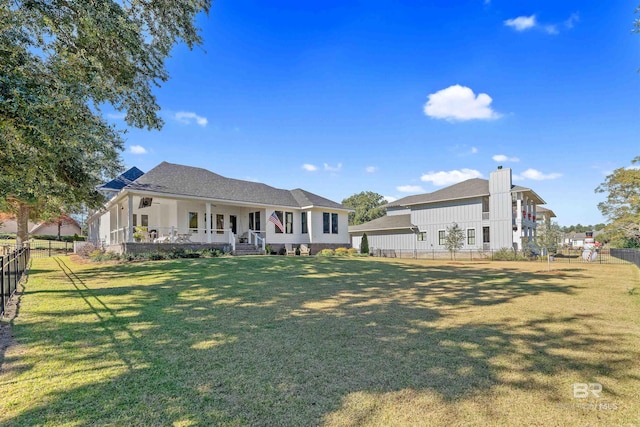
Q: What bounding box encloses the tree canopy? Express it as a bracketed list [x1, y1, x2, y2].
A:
[595, 156, 640, 247]
[0, 0, 211, 243]
[341, 191, 388, 226]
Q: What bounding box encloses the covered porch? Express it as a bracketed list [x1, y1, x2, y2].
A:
[93, 193, 269, 253]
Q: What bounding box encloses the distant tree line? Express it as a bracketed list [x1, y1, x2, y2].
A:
[560, 224, 606, 233]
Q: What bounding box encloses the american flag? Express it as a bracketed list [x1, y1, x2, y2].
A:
[268, 211, 284, 233]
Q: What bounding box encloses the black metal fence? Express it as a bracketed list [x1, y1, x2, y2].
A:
[1, 246, 30, 317]
[610, 249, 640, 268]
[0, 241, 73, 259]
[370, 248, 631, 264]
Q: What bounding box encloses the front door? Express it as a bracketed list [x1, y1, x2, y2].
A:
[230, 215, 237, 234]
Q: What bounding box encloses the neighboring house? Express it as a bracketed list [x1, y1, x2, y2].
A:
[0, 213, 36, 235]
[0, 213, 80, 238]
[86, 162, 351, 254]
[30, 215, 82, 237]
[349, 167, 550, 253]
[563, 231, 601, 249]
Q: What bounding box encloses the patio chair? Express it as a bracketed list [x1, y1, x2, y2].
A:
[299, 244, 310, 256]
[285, 244, 296, 256]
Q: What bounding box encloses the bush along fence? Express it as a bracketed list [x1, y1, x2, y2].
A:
[368, 248, 631, 264]
[1, 246, 30, 317]
[610, 249, 640, 268]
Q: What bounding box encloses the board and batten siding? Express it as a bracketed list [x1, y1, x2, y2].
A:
[351, 230, 415, 252]
[488, 168, 515, 250]
[409, 198, 484, 250]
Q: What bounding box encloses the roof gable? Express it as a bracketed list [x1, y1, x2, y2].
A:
[125, 162, 347, 210]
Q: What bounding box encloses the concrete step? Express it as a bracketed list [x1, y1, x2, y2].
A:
[233, 243, 265, 255]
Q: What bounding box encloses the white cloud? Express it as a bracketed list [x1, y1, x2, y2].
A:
[471, 146, 479, 154]
[492, 154, 520, 163]
[174, 111, 208, 127]
[383, 195, 397, 203]
[365, 166, 378, 173]
[302, 164, 318, 172]
[504, 15, 536, 31]
[505, 13, 575, 35]
[514, 168, 562, 181]
[107, 112, 126, 120]
[129, 145, 148, 155]
[324, 163, 342, 172]
[420, 168, 483, 186]
[424, 85, 502, 122]
[397, 185, 425, 193]
[565, 12, 579, 29]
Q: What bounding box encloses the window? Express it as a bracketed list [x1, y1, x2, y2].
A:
[482, 196, 490, 213]
[417, 232, 426, 241]
[323, 212, 330, 234]
[323, 212, 339, 234]
[189, 212, 198, 233]
[274, 211, 284, 234]
[216, 214, 224, 234]
[483, 226, 490, 243]
[249, 212, 254, 230]
[438, 230, 446, 245]
[255, 212, 261, 231]
[301, 212, 308, 234]
[285, 212, 293, 234]
[133, 214, 137, 227]
[141, 214, 148, 227]
[467, 229, 476, 245]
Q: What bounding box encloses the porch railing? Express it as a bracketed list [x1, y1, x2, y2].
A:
[248, 230, 266, 252]
[108, 226, 237, 246]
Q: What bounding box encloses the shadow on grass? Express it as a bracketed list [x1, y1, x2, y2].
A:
[1, 257, 635, 425]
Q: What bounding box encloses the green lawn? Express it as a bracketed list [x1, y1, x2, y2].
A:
[1, 256, 639, 426]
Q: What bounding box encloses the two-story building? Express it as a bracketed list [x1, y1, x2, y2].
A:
[349, 167, 550, 253]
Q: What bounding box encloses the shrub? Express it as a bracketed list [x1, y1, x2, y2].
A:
[347, 248, 358, 256]
[335, 247, 349, 256]
[492, 248, 527, 261]
[149, 252, 166, 261]
[89, 250, 120, 262]
[319, 248, 334, 256]
[278, 247, 286, 256]
[201, 248, 222, 258]
[77, 243, 99, 258]
[168, 248, 186, 259]
[361, 233, 369, 255]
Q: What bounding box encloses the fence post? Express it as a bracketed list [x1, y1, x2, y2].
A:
[49, 240, 52, 257]
[1, 256, 4, 316]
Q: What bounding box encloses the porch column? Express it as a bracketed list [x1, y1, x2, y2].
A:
[206, 202, 212, 243]
[115, 203, 120, 244]
[127, 194, 134, 243]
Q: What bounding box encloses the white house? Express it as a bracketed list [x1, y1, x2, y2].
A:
[349, 167, 550, 254]
[87, 162, 351, 254]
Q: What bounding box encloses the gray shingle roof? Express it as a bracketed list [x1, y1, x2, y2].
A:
[387, 178, 546, 208]
[387, 178, 490, 208]
[348, 214, 413, 233]
[126, 162, 347, 210]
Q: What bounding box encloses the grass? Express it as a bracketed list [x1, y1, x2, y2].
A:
[1, 256, 639, 426]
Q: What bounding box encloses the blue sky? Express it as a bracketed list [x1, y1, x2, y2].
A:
[111, 0, 640, 226]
